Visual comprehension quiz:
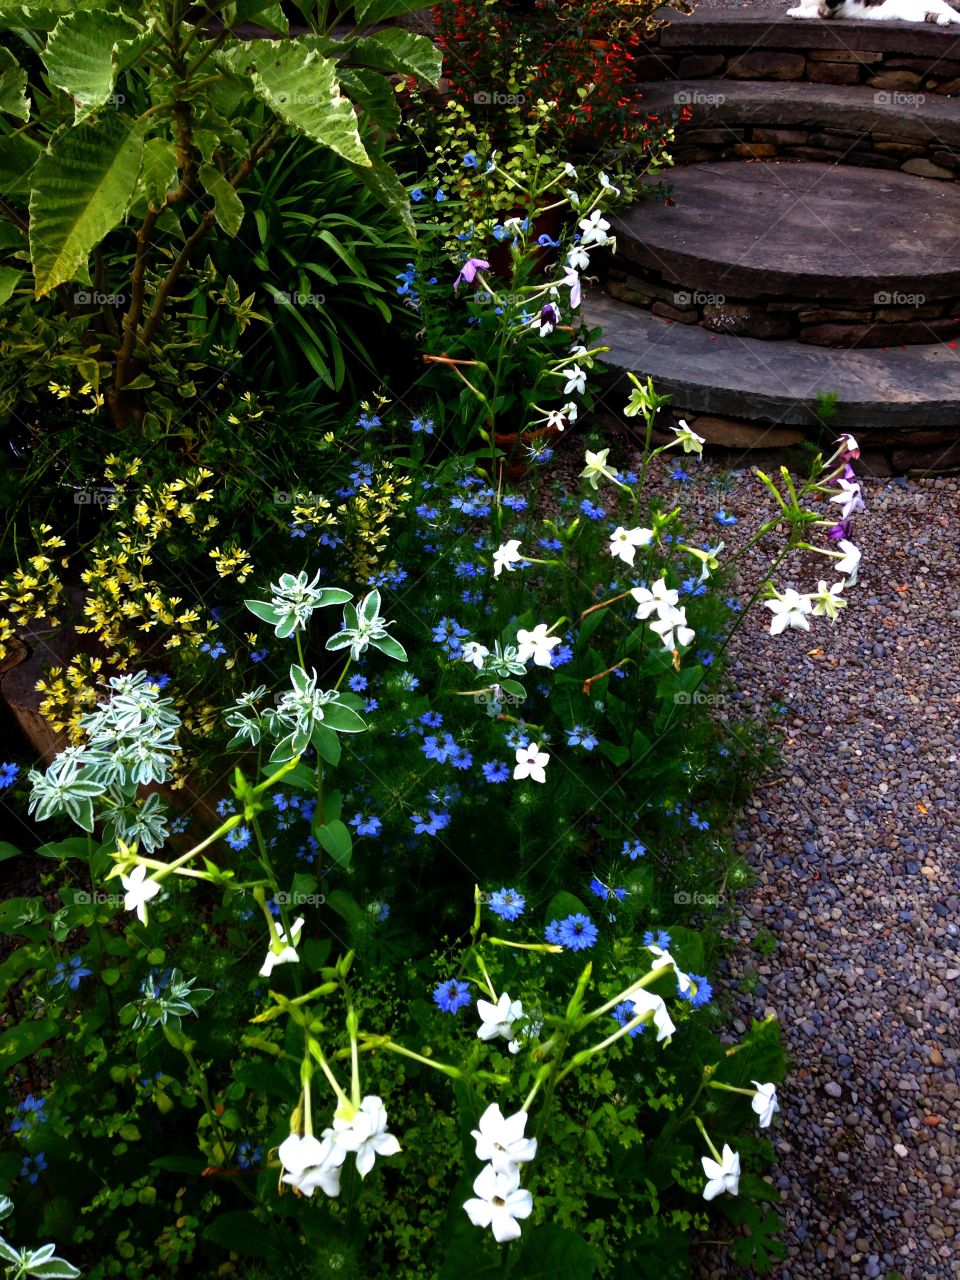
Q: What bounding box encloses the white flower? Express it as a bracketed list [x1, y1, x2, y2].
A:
[516, 623, 561, 667]
[599, 171, 621, 196]
[562, 161, 578, 177]
[121, 863, 161, 925]
[471, 1104, 538, 1174]
[811, 580, 846, 623]
[829, 478, 864, 520]
[628, 988, 676, 1043]
[565, 187, 581, 208]
[464, 1162, 533, 1243]
[649, 605, 695, 650]
[702, 1144, 741, 1200]
[493, 539, 524, 579]
[751, 1081, 780, 1129]
[477, 992, 523, 1043]
[332, 1096, 401, 1178]
[514, 742, 550, 783]
[461, 641, 490, 669]
[684, 541, 724, 584]
[543, 407, 568, 430]
[259, 916, 304, 978]
[609, 525, 654, 567]
[765, 589, 813, 636]
[581, 448, 619, 490]
[578, 209, 612, 247]
[278, 1131, 346, 1198]
[834, 539, 861, 585]
[561, 365, 587, 395]
[563, 400, 578, 423]
[669, 420, 706, 455]
[631, 578, 679, 620]
[647, 944, 692, 995]
[567, 244, 590, 271]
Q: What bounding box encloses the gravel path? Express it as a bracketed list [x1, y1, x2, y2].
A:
[636, 457, 960, 1278]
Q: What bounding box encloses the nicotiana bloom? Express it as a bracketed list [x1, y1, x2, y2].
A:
[259, 916, 305, 978]
[514, 743, 549, 783]
[493, 540, 523, 579]
[811, 580, 846, 623]
[278, 1130, 345, 1198]
[628, 988, 676, 1043]
[120, 863, 161, 925]
[609, 525, 654, 567]
[580, 448, 618, 490]
[578, 209, 612, 247]
[701, 1144, 741, 1200]
[765, 588, 813, 635]
[669, 420, 706, 455]
[834, 539, 861, 585]
[463, 1162, 533, 1243]
[631, 578, 679, 620]
[516, 623, 560, 667]
[332, 1095, 401, 1177]
[476, 992, 523, 1044]
[649, 605, 695, 651]
[461, 640, 490, 669]
[751, 1081, 780, 1128]
[471, 1104, 538, 1175]
[829, 477, 864, 521]
[647, 944, 692, 995]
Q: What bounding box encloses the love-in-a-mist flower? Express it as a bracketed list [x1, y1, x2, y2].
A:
[829, 478, 864, 520]
[259, 916, 304, 978]
[609, 525, 654, 567]
[279, 1131, 345, 1198]
[514, 743, 549, 783]
[834, 539, 861, 585]
[649, 605, 695, 650]
[751, 1081, 780, 1128]
[811, 580, 846, 623]
[631, 578, 679, 620]
[464, 1162, 533, 1243]
[461, 640, 490, 669]
[516, 623, 561, 667]
[493, 540, 523, 579]
[332, 1096, 401, 1177]
[765, 589, 813, 636]
[580, 448, 618, 490]
[628, 988, 676, 1043]
[471, 1103, 538, 1175]
[121, 864, 161, 925]
[669, 420, 706, 455]
[701, 1144, 741, 1200]
[578, 209, 612, 247]
[477, 992, 523, 1043]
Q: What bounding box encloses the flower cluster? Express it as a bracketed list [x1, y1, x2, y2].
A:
[464, 1103, 537, 1242]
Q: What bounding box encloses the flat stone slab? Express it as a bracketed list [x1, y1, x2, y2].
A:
[585, 291, 960, 428]
[653, 4, 960, 55]
[639, 79, 960, 146]
[613, 161, 960, 302]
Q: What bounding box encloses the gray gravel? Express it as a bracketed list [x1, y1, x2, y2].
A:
[625, 454, 960, 1279]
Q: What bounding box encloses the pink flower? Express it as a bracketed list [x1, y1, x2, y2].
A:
[454, 258, 490, 292]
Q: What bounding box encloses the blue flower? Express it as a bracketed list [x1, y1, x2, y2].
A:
[556, 914, 598, 951]
[643, 929, 671, 949]
[422, 733, 456, 764]
[539, 537, 562, 552]
[589, 876, 608, 900]
[684, 974, 713, 1007]
[537, 233, 560, 248]
[482, 760, 510, 784]
[435, 189, 446, 203]
[551, 644, 574, 668]
[0, 762, 19, 788]
[49, 955, 92, 991]
[433, 979, 471, 1013]
[236, 1140, 264, 1170]
[611, 1001, 645, 1038]
[148, 673, 171, 690]
[672, 467, 690, 483]
[20, 1152, 47, 1184]
[432, 617, 469, 656]
[410, 810, 450, 836]
[227, 826, 251, 851]
[462, 152, 478, 168]
[201, 641, 226, 659]
[411, 416, 435, 434]
[9, 1093, 47, 1133]
[579, 499, 605, 521]
[420, 711, 443, 728]
[364, 698, 379, 713]
[489, 888, 525, 920]
[349, 674, 368, 692]
[716, 510, 737, 526]
[545, 920, 563, 945]
[566, 725, 598, 751]
[416, 504, 439, 520]
[411, 189, 425, 202]
[216, 798, 236, 818]
[697, 651, 715, 667]
[397, 672, 420, 691]
[350, 813, 382, 838]
[621, 840, 646, 860]
[357, 411, 380, 432]
[501, 495, 527, 512]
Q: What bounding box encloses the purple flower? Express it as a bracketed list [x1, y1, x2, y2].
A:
[454, 258, 490, 292]
[539, 303, 560, 335]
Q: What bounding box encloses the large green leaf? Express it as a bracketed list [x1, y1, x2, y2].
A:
[0, 0, 111, 31]
[0, 132, 41, 194]
[349, 30, 442, 85]
[0, 1017, 57, 1068]
[42, 9, 143, 123]
[0, 47, 28, 120]
[337, 66, 399, 134]
[29, 113, 144, 296]
[233, 42, 369, 166]
[199, 163, 244, 236]
[354, 0, 431, 23]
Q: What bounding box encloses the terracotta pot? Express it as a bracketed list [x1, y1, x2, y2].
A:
[489, 421, 566, 480]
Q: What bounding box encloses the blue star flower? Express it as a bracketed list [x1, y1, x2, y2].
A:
[556, 913, 598, 951]
[349, 813, 382, 837]
[481, 761, 510, 784]
[489, 888, 525, 920]
[716, 510, 737, 526]
[0, 762, 19, 788]
[227, 826, 251, 851]
[349, 674, 368, 692]
[410, 810, 450, 836]
[643, 929, 672, 949]
[566, 725, 598, 750]
[612, 1001, 645, 1037]
[684, 974, 713, 1007]
[621, 840, 646, 860]
[433, 979, 471, 1013]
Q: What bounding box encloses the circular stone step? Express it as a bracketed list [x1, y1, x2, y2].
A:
[611, 160, 960, 346]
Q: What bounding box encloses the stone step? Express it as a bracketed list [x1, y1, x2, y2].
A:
[612, 161, 960, 321]
[584, 291, 960, 431]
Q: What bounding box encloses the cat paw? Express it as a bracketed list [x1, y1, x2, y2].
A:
[936, 10, 956, 22]
[785, 4, 811, 15]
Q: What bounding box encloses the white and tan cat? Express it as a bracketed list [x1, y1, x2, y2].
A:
[786, 0, 960, 23]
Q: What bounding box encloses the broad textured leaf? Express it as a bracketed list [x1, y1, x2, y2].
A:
[29, 113, 144, 296]
[354, 0, 431, 22]
[0, 1017, 57, 1067]
[371, 633, 407, 662]
[338, 66, 400, 134]
[0, 0, 111, 31]
[349, 30, 442, 85]
[199, 163, 244, 236]
[0, 267, 21, 305]
[42, 10, 141, 123]
[0, 48, 28, 120]
[311, 723, 340, 766]
[27, 1254, 82, 1277]
[0, 132, 39, 195]
[138, 138, 178, 207]
[232, 0, 287, 32]
[233, 42, 369, 166]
